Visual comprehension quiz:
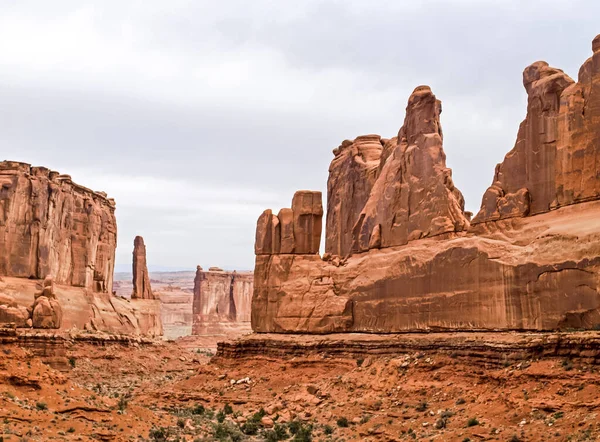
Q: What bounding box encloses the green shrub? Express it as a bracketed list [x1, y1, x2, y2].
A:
[68, 357, 76, 368]
[291, 423, 313, 442]
[149, 427, 168, 441]
[467, 417, 479, 427]
[223, 403, 233, 415]
[35, 402, 47, 411]
[241, 421, 259, 435]
[336, 417, 349, 427]
[191, 404, 205, 415]
[323, 424, 334, 435]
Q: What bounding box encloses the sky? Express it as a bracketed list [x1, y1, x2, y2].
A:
[1, 0, 599, 271]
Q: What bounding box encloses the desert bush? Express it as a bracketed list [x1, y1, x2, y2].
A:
[191, 404, 205, 415]
[467, 417, 479, 427]
[336, 417, 349, 427]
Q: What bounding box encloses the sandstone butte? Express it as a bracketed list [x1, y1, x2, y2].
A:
[252, 35, 600, 334]
[192, 266, 254, 337]
[0, 162, 162, 337]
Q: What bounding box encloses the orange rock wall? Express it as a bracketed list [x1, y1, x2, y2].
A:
[251, 36, 600, 334]
[0, 161, 116, 292]
[192, 267, 253, 336]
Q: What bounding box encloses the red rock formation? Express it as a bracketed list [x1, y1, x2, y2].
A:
[251, 36, 600, 334]
[0, 162, 162, 337]
[353, 86, 469, 252]
[31, 276, 62, 329]
[0, 161, 116, 292]
[473, 36, 600, 223]
[326, 135, 383, 257]
[255, 191, 323, 256]
[192, 266, 253, 336]
[132, 236, 154, 300]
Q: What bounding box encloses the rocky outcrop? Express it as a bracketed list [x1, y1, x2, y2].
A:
[0, 161, 117, 292]
[192, 266, 253, 336]
[251, 36, 600, 334]
[326, 135, 383, 257]
[132, 236, 154, 299]
[0, 278, 30, 327]
[0, 162, 161, 337]
[255, 191, 323, 256]
[31, 277, 62, 329]
[352, 86, 469, 252]
[0, 276, 162, 336]
[473, 36, 600, 223]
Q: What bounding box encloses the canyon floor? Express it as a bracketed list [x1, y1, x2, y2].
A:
[1, 332, 599, 442]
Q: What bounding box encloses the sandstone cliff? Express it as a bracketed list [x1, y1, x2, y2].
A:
[251, 36, 600, 334]
[0, 162, 161, 337]
[0, 161, 116, 292]
[473, 35, 600, 223]
[132, 236, 154, 299]
[192, 266, 253, 336]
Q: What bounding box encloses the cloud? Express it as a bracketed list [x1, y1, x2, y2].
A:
[1, 0, 599, 269]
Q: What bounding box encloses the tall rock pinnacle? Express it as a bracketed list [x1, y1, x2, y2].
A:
[132, 236, 154, 300]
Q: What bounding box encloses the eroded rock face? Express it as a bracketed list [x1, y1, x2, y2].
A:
[473, 36, 600, 223]
[132, 236, 154, 300]
[326, 135, 383, 257]
[255, 191, 323, 256]
[192, 266, 253, 335]
[353, 86, 469, 251]
[31, 276, 62, 329]
[251, 36, 600, 334]
[0, 162, 116, 292]
[0, 277, 30, 327]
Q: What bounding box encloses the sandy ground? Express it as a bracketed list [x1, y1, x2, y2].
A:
[1, 334, 599, 441]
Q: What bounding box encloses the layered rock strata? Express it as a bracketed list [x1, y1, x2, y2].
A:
[132, 236, 154, 299]
[0, 162, 161, 337]
[192, 266, 253, 336]
[251, 36, 600, 334]
[0, 161, 116, 292]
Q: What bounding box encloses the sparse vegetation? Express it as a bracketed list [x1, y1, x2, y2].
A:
[35, 402, 47, 411]
[467, 417, 480, 427]
[336, 416, 349, 427]
[416, 400, 428, 412]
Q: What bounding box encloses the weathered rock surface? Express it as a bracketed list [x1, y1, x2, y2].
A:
[1, 276, 162, 336]
[31, 276, 62, 329]
[353, 86, 469, 252]
[473, 36, 600, 223]
[252, 36, 600, 334]
[326, 135, 383, 257]
[0, 161, 117, 292]
[255, 191, 323, 256]
[114, 270, 195, 339]
[0, 163, 161, 336]
[192, 266, 253, 336]
[132, 236, 154, 299]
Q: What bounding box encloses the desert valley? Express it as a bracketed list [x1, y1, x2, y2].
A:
[2, 29, 600, 442]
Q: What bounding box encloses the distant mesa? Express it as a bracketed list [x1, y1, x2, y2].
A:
[192, 266, 253, 337]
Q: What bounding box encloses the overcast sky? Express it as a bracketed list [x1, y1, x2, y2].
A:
[1, 0, 599, 271]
